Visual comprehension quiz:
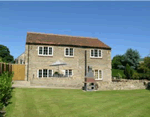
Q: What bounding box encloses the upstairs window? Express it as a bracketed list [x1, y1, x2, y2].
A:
[65, 48, 74, 57]
[38, 46, 53, 56]
[90, 49, 102, 58]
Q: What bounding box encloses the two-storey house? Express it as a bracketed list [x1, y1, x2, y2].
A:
[24, 32, 111, 87]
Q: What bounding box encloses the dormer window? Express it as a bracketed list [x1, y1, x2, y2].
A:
[65, 48, 74, 57]
[90, 49, 102, 58]
[38, 46, 53, 56]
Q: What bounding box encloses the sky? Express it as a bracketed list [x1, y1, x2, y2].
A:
[0, 2, 150, 59]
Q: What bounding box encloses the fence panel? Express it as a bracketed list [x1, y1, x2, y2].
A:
[0, 63, 25, 81]
[0, 62, 12, 75]
[12, 64, 25, 81]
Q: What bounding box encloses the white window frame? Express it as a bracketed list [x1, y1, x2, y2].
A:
[38, 46, 53, 56]
[64, 69, 73, 77]
[37, 69, 43, 78]
[37, 69, 53, 78]
[90, 49, 102, 58]
[94, 70, 103, 80]
[64, 47, 74, 57]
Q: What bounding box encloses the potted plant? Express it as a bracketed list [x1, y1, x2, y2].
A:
[53, 72, 60, 77]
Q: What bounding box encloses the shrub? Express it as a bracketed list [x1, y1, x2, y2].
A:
[138, 73, 150, 80]
[0, 72, 13, 111]
[146, 82, 150, 90]
[116, 73, 122, 79]
[112, 69, 125, 78]
[124, 64, 134, 79]
[132, 72, 140, 79]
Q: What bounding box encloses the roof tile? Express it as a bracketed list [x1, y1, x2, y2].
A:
[26, 32, 111, 49]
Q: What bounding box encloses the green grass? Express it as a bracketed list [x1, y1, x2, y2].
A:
[6, 88, 150, 117]
[112, 69, 125, 78]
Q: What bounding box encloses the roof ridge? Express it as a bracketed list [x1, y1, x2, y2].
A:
[27, 32, 98, 40]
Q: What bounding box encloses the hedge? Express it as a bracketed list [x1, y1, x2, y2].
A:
[112, 68, 150, 80]
[0, 72, 13, 114]
[112, 69, 125, 78]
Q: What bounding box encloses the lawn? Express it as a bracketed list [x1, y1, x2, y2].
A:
[6, 88, 150, 117]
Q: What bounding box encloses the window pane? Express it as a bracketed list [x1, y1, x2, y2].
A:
[91, 50, 94, 57]
[99, 70, 102, 79]
[95, 50, 98, 57]
[39, 47, 42, 54]
[20, 59, 22, 64]
[65, 70, 68, 76]
[39, 70, 42, 78]
[44, 47, 48, 55]
[66, 48, 69, 55]
[49, 47, 52, 55]
[99, 50, 101, 57]
[49, 70, 52, 77]
[43, 69, 47, 77]
[95, 70, 98, 79]
[70, 48, 73, 56]
[69, 69, 72, 76]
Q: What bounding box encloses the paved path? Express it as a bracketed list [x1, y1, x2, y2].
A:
[12, 85, 80, 89]
[12, 81, 81, 89]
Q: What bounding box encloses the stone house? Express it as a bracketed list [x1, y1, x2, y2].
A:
[15, 52, 25, 64]
[23, 32, 111, 88]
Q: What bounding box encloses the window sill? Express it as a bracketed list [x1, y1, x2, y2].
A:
[38, 55, 53, 57]
[64, 56, 74, 58]
[95, 79, 103, 81]
[90, 57, 102, 59]
[37, 76, 73, 79]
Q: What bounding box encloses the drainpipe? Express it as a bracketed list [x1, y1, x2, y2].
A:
[85, 50, 87, 76]
[84, 50, 87, 91]
[27, 45, 30, 81]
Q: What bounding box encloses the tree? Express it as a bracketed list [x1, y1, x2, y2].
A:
[112, 55, 124, 69]
[0, 57, 3, 62]
[144, 57, 150, 69]
[137, 57, 150, 73]
[124, 64, 134, 79]
[123, 48, 140, 70]
[0, 45, 14, 63]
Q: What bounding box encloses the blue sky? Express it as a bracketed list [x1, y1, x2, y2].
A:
[0, 2, 150, 59]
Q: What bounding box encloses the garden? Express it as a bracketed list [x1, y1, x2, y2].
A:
[4, 88, 150, 117]
[112, 48, 150, 80]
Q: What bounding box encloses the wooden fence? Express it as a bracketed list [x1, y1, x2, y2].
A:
[0, 62, 25, 81]
[12, 64, 25, 81]
[0, 62, 12, 75]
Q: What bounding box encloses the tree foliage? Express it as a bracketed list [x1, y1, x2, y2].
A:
[137, 57, 150, 73]
[112, 48, 140, 70]
[144, 57, 150, 69]
[112, 55, 124, 69]
[0, 45, 14, 63]
[0, 57, 3, 62]
[123, 48, 140, 70]
[124, 64, 134, 79]
[0, 72, 13, 111]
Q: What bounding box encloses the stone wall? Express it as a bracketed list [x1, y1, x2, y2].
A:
[25, 44, 111, 82]
[30, 78, 149, 91]
[30, 78, 83, 88]
[97, 80, 148, 90]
